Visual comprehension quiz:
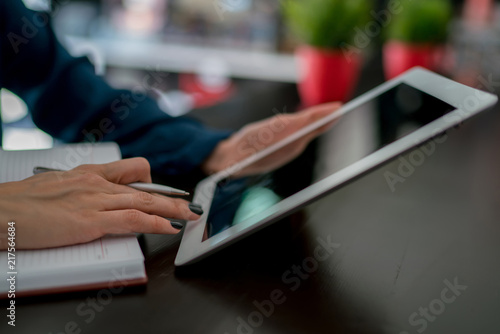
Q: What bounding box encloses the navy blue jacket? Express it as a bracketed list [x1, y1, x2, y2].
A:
[0, 0, 229, 177]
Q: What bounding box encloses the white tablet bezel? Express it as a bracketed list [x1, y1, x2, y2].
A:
[175, 67, 498, 266]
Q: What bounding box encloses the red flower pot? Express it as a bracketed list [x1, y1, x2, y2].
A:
[296, 46, 362, 107]
[383, 41, 445, 80]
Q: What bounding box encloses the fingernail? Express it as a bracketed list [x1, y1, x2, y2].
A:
[171, 221, 184, 230]
[189, 203, 204, 215]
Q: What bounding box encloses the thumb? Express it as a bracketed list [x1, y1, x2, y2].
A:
[299, 102, 343, 123]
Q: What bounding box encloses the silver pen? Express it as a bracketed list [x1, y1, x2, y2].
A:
[33, 166, 190, 196]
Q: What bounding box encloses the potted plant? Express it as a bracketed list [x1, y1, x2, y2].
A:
[383, 0, 452, 80]
[283, 0, 372, 107]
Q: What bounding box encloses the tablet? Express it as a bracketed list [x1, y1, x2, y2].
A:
[175, 67, 497, 266]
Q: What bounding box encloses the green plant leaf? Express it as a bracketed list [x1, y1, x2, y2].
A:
[282, 0, 373, 49]
[385, 0, 452, 43]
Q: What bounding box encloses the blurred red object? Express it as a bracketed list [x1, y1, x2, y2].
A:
[383, 41, 446, 80]
[296, 46, 362, 107]
[179, 73, 234, 109]
[463, 0, 493, 27]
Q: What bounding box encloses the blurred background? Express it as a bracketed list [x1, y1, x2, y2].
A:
[3, 0, 500, 150]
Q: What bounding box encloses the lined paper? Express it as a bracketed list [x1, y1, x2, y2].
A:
[0, 143, 121, 182]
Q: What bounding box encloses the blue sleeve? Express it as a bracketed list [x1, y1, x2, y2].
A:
[0, 0, 231, 176]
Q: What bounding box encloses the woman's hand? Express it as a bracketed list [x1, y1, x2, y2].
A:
[202, 102, 341, 176]
[0, 158, 201, 250]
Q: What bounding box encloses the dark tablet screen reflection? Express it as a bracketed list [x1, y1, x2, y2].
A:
[203, 83, 456, 240]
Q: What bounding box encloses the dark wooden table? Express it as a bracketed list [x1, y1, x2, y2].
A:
[3, 57, 500, 334]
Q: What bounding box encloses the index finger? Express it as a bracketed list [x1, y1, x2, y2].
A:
[76, 157, 152, 184]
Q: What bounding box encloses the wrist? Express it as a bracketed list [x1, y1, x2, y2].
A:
[0, 183, 17, 250]
[0, 186, 22, 227]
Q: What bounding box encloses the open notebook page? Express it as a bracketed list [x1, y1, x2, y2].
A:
[0, 235, 145, 294]
[0, 142, 121, 182]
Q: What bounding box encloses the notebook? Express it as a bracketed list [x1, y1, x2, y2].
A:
[0, 143, 148, 297]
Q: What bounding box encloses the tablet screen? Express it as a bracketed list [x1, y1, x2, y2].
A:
[203, 83, 455, 240]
